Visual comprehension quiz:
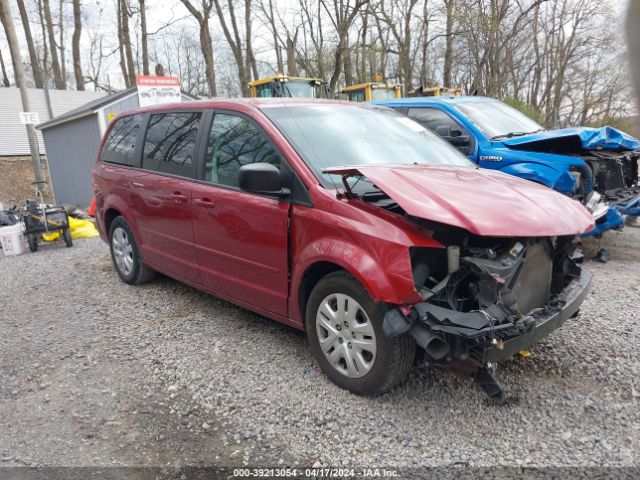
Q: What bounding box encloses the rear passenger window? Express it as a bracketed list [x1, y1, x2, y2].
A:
[142, 112, 201, 177]
[101, 114, 143, 166]
[205, 113, 281, 188]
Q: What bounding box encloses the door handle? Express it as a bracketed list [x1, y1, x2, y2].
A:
[131, 182, 145, 188]
[194, 198, 216, 209]
[170, 192, 189, 203]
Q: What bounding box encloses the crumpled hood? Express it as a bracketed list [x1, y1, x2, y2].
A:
[326, 165, 594, 237]
[501, 126, 640, 151]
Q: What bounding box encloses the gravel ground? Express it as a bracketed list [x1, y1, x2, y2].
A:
[0, 228, 639, 470]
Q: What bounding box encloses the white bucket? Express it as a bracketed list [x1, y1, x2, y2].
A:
[0, 222, 26, 256]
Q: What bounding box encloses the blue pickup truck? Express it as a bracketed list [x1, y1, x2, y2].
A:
[373, 96, 640, 237]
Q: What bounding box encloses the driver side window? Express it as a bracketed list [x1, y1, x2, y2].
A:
[205, 113, 281, 188]
[407, 107, 475, 155]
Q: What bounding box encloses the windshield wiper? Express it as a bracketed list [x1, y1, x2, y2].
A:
[491, 128, 545, 140]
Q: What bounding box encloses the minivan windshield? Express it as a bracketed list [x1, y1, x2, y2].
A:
[455, 100, 544, 139]
[262, 104, 475, 187]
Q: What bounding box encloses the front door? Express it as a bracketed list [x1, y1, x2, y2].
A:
[406, 107, 477, 159]
[192, 111, 289, 316]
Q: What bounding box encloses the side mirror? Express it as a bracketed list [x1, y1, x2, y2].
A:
[238, 163, 290, 198]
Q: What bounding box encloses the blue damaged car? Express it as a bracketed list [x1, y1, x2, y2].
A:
[372, 96, 640, 237]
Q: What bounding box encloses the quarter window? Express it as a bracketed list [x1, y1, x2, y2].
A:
[101, 114, 143, 166]
[205, 113, 281, 188]
[142, 112, 201, 177]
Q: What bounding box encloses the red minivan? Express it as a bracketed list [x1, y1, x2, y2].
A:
[93, 99, 594, 401]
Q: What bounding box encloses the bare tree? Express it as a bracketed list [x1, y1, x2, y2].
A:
[16, 0, 44, 88]
[58, 0, 66, 83]
[322, 0, 369, 94]
[627, 0, 640, 117]
[122, 0, 136, 86]
[0, 47, 9, 86]
[72, 0, 84, 89]
[139, 0, 149, 75]
[212, 0, 258, 96]
[442, 0, 454, 87]
[180, 0, 217, 96]
[42, 0, 65, 88]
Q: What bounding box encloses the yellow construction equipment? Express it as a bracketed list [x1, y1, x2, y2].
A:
[340, 82, 403, 102]
[249, 74, 329, 98]
[409, 86, 462, 97]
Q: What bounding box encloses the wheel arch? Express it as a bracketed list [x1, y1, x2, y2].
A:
[100, 195, 142, 243]
[290, 240, 422, 329]
[298, 261, 346, 329]
[103, 207, 121, 237]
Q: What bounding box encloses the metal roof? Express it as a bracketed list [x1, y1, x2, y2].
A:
[0, 87, 106, 156]
[37, 87, 200, 130]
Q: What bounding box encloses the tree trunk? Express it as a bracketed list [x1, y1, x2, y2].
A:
[286, 33, 298, 76]
[16, 0, 44, 88]
[42, 0, 65, 88]
[212, 0, 249, 96]
[72, 0, 84, 89]
[200, 17, 217, 96]
[627, 0, 640, 119]
[116, 0, 129, 86]
[267, 0, 283, 73]
[58, 0, 65, 83]
[139, 0, 149, 75]
[0, 47, 9, 86]
[443, 0, 454, 87]
[0, 0, 46, 188]
[245, 0, 257, 81]
[121, 0, 136, 86]
[179, 0, 217, 97]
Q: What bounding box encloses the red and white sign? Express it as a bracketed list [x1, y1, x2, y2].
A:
[135, 75, 181, 107]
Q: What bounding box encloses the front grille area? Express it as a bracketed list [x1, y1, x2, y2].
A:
[511, 241, 552, 315]
[585, 150, 639, 196]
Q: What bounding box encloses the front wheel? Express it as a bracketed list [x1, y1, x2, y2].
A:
[305, 271, 415, 396]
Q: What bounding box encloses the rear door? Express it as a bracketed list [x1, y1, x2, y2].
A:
[191, 110, 290, 316]
[132, 111, 203, 283]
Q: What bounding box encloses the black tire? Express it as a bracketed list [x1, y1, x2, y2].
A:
[108, 216, 155, 285]
[27, 233, 38, 252]
[305, 271, 415, 396]
[63, 228, 73, 247]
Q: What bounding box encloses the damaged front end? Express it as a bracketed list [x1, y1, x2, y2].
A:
[325, 164, 595, 402]
[504, 129, 640, 228]
[384, 229, 592, 402]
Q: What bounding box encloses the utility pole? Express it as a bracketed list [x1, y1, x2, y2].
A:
[0, 0, 46, 192]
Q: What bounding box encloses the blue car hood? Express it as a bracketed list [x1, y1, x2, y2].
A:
[501, 126, 640, 151]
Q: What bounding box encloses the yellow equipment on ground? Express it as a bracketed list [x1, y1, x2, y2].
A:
[42, 216, 99, 242]
[409, 86, 462, 97]
[249, 74, 329, 98]
[340, 82, 403, 102]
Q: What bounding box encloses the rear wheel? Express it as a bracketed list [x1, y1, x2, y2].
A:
[109, 216, 155, 285]
[305, 271, 415, 395]
[27, 233, 38, 252]
[63, 228, 73, 247]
